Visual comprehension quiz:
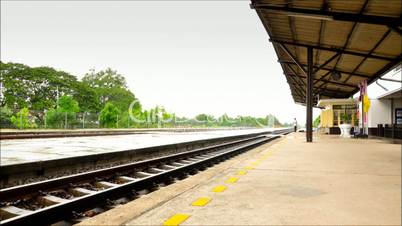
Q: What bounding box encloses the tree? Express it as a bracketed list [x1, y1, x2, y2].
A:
[45, 95, 80, 128]
[71, 82, 100, 113]
[10, 107, 37, 129]
[82, 68, 140, 112]
[0, 61, 98, 114]
[45, 109, 65, 128]
[99, 102, 120, 128]
[58, 95, 80, 113]
[1, 105, 14, 128]
[82, 68, 127, 89]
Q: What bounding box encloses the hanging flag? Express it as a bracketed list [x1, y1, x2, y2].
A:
[363, 94, 371, 113]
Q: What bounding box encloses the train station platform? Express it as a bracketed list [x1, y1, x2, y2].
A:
[79, 133, 401, 225]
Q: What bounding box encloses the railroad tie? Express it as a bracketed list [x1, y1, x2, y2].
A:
[0, 206, 33, 219]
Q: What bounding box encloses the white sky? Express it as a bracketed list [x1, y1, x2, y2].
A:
[5, 1, 397, 125]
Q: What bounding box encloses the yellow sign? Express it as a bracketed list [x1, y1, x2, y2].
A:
[363, 95, 371, 113]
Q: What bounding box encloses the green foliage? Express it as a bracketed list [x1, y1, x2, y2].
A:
[10, 107, 37, 129]
[72, 82, 100, 112]
[82, 68, 140, 112]
[45, 109, 65, 128]
[0, 61, 97, 113]
[99, 102, 120, 128]
[341, 113, 352, 124]
[82, 68, 127, 89]
[45, 95, 80, 128]
[313, 116, 321, 128]
[58, 96, 80, 113]
[1, 105, 14, 128]
[1, 61, 289, 130]
[195, 114, 208, 122]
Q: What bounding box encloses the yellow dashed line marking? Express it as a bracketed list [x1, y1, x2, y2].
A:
[243, 166, 254, 170]
[163, 213, 190, 226]
[212, 185, 227, 193]
[225, 177, 239, 183]
[191, 197, 211, 207]
[237, 170, 248, 175]
[250, 162, 259, 166]
[263, 153, 273, 157]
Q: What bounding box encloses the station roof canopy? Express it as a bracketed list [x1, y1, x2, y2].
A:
[378, 87, 402, 99]
[251, 0, 402, 105]
[317, 98, 358, 108]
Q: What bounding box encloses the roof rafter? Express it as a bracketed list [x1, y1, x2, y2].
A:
[289, 81, 350, 98]
[270, 39, 394, 61]
[278, 43, 307, 75]
[314, 0, 328, 68]
[279, 60, 372, 78]
[286, 73, 357, 88]
[251, 0, 401, 102]
[351, 55, 402, 94]
[315, 0, 370, 92]
[342, 29, 392, 83]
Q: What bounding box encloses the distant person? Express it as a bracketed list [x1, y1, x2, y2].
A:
[293, 118, 297, 132]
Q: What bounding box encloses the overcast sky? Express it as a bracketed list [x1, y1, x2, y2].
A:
[1, 1, 339, 125]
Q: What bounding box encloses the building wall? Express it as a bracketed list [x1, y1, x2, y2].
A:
[392, 97, 402, 124]
[320, 109, 333, 128]
[368, 99, 392, 127]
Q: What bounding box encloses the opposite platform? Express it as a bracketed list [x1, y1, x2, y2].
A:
[79, 133, 401, 225]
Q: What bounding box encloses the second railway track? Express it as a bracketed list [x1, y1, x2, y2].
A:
[0, 130, 290, 226]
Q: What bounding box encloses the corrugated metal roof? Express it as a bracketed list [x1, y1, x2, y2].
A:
[251, 0, 402, 104]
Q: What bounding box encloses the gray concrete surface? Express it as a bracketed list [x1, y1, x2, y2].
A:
[0, 128, 281, 165]
[82, 133, 401, 225]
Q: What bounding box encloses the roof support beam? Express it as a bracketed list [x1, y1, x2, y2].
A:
[278, 43, 307, 75]
[379, 77, 402, 83]
[271, 39, 394, 61]
[287, 80, 354, 96]
[285, 64, 307, 86]
[314, 0, 328, 68]
[353, 55, 402, 95]
[279, 60, 372, 78]
[343, 29, 392, 83]
[250, 4, 401, 27]
[306, 47, 313, 142]
[286, 75, 305, 98]
[286, 73, 357, 88]
[389, 26, 402, 35]
[312, 52, 341, 75]
[315, 0, 369, 91]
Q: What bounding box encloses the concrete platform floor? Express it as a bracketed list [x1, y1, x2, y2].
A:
[79, 133, 401, 225]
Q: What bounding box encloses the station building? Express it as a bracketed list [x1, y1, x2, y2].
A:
[251, 0, 402, 142]
[317, 85, 402, 139]
[368, 87, 402, 138]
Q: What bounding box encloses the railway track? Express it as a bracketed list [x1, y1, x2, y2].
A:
[0, 130, 289, 226]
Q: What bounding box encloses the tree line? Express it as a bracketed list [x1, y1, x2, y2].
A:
[0, 61, 287, 129]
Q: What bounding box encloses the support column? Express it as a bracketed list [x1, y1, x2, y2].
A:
[306, 47, 313, 142]
[391, 98, 394, 138]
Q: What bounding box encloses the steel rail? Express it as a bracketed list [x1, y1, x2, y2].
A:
[0, 135, 265, 200]
[0, 129, 290, 226]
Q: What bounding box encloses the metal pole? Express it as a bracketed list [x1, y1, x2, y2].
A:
[56, 86, 59, 108]
[65, 112, 67, 129]
[391, 98, 394, 124]
[306, 47, 313, 142]
[361, 89, 365, 135]
[20, 110, 22, 130]
[44, 111, 47, 128]
[116, 115, 119, 128]
[391, 98, 394, 138]
[82, 113, 85, 129]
